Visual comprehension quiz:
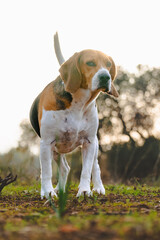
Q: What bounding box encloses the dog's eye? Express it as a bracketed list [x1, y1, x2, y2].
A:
[106, 61, 112, 68]
[86, 61, 96, 67]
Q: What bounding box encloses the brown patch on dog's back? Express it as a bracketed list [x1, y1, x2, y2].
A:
[38, 76, 72, 125]
[53, 77, 73, 108]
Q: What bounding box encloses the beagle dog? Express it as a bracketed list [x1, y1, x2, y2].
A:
[30, 34, 118, 199]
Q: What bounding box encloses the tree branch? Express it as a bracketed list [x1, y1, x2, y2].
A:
[0, 173, 17, 193]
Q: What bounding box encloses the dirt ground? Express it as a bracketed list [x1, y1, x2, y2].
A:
[0, 183, 160, 240]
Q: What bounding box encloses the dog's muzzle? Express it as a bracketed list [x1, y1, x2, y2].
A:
[98, 72, 111, 92]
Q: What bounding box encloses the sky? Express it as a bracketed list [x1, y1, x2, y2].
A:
[0, 0, 160, 153]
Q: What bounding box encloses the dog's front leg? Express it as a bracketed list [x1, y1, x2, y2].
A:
[92, 136, 105, 195]
[40, 140, 57, 199]
[77, 138, 96, 197]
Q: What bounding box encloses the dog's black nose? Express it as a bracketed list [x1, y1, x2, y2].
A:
[99, 73, 110, 86]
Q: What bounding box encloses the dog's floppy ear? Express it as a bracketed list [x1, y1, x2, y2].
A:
[107, 56, 119, 98]
[59, 52, 82, 93]
[108, 56, 117, 81]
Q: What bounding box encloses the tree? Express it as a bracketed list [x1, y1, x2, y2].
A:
[97, 65, 160, 150]
[18, 119, 39, 152]
[97, 65, 160, 181]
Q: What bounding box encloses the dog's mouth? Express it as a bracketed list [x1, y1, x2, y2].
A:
[97, 85, 111, 93]
[104, 89, 112, 95]
[97, 73, 111, 92]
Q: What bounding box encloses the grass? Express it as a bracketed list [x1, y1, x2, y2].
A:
[0, 182, 160, 239]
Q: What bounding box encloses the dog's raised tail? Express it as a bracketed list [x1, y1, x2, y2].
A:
[54, 32, 65, 65]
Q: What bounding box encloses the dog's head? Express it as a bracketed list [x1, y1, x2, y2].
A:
[59, 49, 118, 98]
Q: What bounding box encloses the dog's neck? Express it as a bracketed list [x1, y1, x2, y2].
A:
[71, 88, 91, 109]
[85, 89, 101, 109]
[71, 88, 100, 112]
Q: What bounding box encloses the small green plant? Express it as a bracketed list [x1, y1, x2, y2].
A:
[47, 152, 71, 218]
[47, 181, 70, 218]
[58, 180, 70, 218]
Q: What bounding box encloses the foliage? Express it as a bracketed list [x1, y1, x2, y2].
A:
[106, 137, 160, 182]
[0, 147, 40, 182]
[18, 119, 40, 152]
[97, 65, 160, 148]
[97, 65, 160, 181]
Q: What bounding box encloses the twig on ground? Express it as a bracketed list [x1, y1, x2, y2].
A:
[0, 173, 17, 193]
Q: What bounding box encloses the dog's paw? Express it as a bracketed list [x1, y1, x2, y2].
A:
[76, 188, 92, 198]
[41, 187, 57, 199]
[92, 185, 105, 195]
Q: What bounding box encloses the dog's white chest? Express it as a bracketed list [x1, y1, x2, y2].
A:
[41, 110, 88, 153]
[40, 97, 98, 154]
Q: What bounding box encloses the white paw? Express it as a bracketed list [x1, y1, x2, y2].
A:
[76, 188, 92, 198]
[41, 187, 57, 199]
[93, 185, 105, 195]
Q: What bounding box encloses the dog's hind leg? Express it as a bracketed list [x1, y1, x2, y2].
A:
[53, 152, 70, 193]
[92, 137, 105, 195]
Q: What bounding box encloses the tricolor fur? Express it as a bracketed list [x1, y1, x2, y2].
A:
[30, 35, 118, 199]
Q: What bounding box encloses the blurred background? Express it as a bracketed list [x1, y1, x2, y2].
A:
[0, 0, 160, 184]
